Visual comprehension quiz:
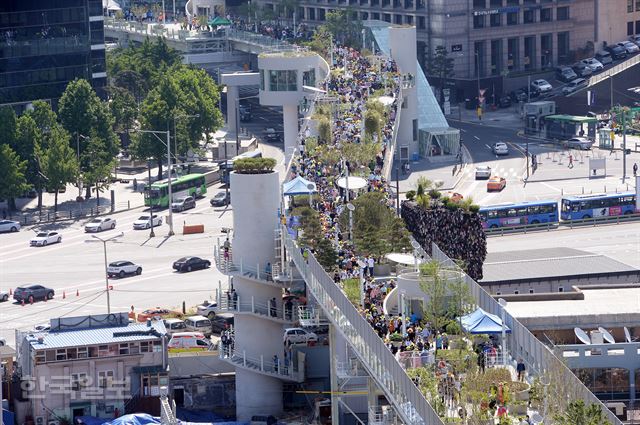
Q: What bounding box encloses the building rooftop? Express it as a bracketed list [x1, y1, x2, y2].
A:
[26, 320, 166, 350]
[481, 247, 639, 285]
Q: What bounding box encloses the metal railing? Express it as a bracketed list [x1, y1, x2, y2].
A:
[213, 244, 282, 282]
[369, 406, 398, 425]
[6, 200, 138, 226]
[218, 344, 304, 382]
[430, 243, 622, 425]
[226, 28, 300, 52]
[215, 295, 297, 322]
[382, 89, 403, 181]
[589, 53, 640, 88]
[282, 227, 443, 425]
[484, 212, 640, 236]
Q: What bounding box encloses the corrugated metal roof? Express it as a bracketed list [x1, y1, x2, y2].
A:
[482, 248, 638, 283]
[27, 321, 166, 350]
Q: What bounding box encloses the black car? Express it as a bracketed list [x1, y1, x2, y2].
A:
[605, 45, 627, 60]
[173, 256, 211, 272]
[555, 66, 578, 83]
[498, 96, 512, 108]
[211, 313, 234, 334]
[264, 132, 282, 143]
[210, 191, 231, 207]
[13, 285, 54, 303]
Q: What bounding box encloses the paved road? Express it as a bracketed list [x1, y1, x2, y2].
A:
[0, 193, 234, 348]
[487, 221, 640, 269]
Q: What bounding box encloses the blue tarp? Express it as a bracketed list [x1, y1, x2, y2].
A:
[460, 308, 511, 334]
[3, 409, 15, 425]
[77, 414, 160, 425]
[283, 176, 316, 196]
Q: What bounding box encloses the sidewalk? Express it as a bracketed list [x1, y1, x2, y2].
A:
[447, 104, 524, 131]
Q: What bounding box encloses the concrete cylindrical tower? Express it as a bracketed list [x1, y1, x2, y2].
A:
[388, 26, 419, 157]
[230, 170, 280, 268]
[235, 368, 283, 420]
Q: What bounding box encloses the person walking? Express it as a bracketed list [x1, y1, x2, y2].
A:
[516, 358, 526, 381]
[634, 163, 638, 177]
[568, 154, 574, 169]
[367, 256, 375, 277]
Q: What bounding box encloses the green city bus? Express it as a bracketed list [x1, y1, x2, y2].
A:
[145, 173, 207, 208]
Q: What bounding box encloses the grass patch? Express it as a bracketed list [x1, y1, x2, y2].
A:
[342, 278, 361, 306]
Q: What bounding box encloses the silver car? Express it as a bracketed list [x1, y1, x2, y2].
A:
[565, 137, 594, 150]
[475, 165, 492, 180]
[0, 220, 20, 232]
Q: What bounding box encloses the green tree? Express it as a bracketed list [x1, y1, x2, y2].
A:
[0, 107, 18, 152]
[82, 136, 117, 207]
[305, 25, 333, 59]
[109, 87, 137, 135]
[554, 400, 611, 425]
[324, 9, 362, 48]
[364, 110, 382, 140]
[316, 238, 338, 271]
[26, 101, 58, 138]
[419, 260, 450, 338]
[426, 46, 455, 108]
[40, 127, 79, 212]
[15, 115, 47, 209]
[0, 144, 28, 211]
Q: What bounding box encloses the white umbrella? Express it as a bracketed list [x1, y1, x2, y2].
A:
[103, 0, 122, 10]
[376, 96, 395, 106]
[385, 253, 422, 265]
[337, 176, 367, 190]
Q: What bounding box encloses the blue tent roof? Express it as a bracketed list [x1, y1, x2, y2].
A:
[283, 176, 317, 196]
[460, 308, 511, 334]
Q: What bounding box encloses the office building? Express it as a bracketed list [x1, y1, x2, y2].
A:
[0, 0, 106, 110]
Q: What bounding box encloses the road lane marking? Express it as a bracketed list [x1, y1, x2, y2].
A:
[485, 144, 492, 150]
[474, 136, 480, 140]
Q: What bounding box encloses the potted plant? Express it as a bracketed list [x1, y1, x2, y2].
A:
[389, 332, 403, 347]
[510, 380, 531, 402]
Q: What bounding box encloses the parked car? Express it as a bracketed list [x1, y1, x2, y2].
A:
[595, 50, 613, 65]
[0, 290, 9, 302]
[13, 285, 54, 303]
[630, 35, 640, 47]
[84, 217, 116, 233]
[197, 301, 219, 319]
[487, 176, 507, 192]
[555, 66, 577, 82]
[133, 214, 162, 230]
[239, 104, 252, 122]
[211, 313, 234, 334]
[617, 41, 639, 54]
[171, 196, 196, 212]
[263, 128, 282, 143]
[168, 332, 213, 351]
[564, 137, 594, 150]
[581, 58, 604, 72]
[185, 315, 213, 337]
[137, 307, 181, 322]
[164, 318, 187, 335]
[492, 142, 509, 155]
[0, 220, 20, 233]
[107, 260, 142, 278]
[475, 165, 492, 180]
[498, 96, 512, 108]
[531, 79, 553, 93]
[562, 78, 589, 95]
[605, 45, 627, 60]
[30, 231, 61, 246]
[210, 191, 231, 207]
[173, 256, 211, 272]
[572, 62, 592, 78]
[283, 327, 318, 345]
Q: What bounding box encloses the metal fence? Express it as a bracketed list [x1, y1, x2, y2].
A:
[6, 201, 137, 226]
[588, 54, 640, 88]
[282, 228, 443, 425]
[484, 212, 640, 236]
[430, 243, 623, 425]
[382, 89, 403, 181]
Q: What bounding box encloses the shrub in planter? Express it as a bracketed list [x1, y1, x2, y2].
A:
[469, 204, 480, 213]
[389, 332, 404, 344]
[445, 201, 459, 211]
[445, 320, 462, 335]
[233, 157, 276, 174]
[428, 189, 441, 199]
[406, 190, 416, 201]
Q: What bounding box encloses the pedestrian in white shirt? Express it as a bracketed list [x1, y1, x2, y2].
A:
[367, 257, 375, 276]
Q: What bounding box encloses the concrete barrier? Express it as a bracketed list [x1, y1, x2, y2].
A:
[183, 224, 205, 234]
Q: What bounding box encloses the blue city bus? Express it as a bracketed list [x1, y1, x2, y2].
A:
[561, 192, 637, 220]
[479, 200, 559, 229]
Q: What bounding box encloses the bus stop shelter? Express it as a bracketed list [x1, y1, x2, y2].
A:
[543, 114, 597, 141]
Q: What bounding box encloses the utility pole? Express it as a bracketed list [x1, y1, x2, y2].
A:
[86, 233, 124, 314]
[610, 74, 614, 110]
[623, 108, 627, 180]
[166, 130, 174, 236]
[235, 97, 241, 156]
[148, 161, 155, 237]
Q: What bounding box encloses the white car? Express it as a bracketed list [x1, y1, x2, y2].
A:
[31, 323, 51, 332]
[562, 78, 589, 95]
[531, 79, 553, 93]
[581, 58, 603, 72]
[492, 142, 509, 155]
[0, 219, 20, 232]
[84, 217, 116, 233]
[30, 231, 62, 246]
[284, 327, 318, 345]
[133, 214, 162, 230]
[197, 301, 219, 319]
[564, 137, 594, 150]
[107, 260, 142, 278]
[475, 165, 492, 180]
[0, 290, 8, 302]
[617, 41, 639, 54]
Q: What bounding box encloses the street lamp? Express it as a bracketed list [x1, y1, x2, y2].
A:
[147, 160, 156, 238]
[135, 129, 175, 236]
[85, 232, 124, 314]
[346, 202, 355, 243]
[498, 298, 508, 367]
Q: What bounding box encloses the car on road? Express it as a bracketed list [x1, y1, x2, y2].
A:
[173, 256, 211, 272]
[595, 50, 613, 66]
[133, 214, 162, 230]
[531, 79, 553, 93]
[562, 78, 589, 95]
[572, 62, 592, 78]
[210, 191, 231, 207]
[171, 196, 196, 212]
[30, 231, 61, 246]
[498, 96, 511, 108]
[197, 301, 219, 319]
[581, 58, 604, 72]
[284, 327, 318, 345]
[617, 41, 640, 54]
[0, 220, 20, 233]
[13, 285, 54, 303]
[84, 217, 116, 232]
[263, 128, 282, 143]
[605, 45, 627, 60]
[564, 137, 594, 150]
[555, 66, 577, 83]
[107, 260, 142, 278]
[492, 142, 509, 155]
[487, 176, 507, 192]
[137, 307, 181, 322]
[475, 165, 492, 180]
[0, 290, 9, 302]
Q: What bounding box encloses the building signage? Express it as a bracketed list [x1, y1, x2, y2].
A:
[473, 6, 519, 16]
[451, 44, 463, 53]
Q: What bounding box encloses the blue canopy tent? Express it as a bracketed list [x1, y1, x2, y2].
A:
[460, 307, 511, 334]
[283, 176, 317, 196]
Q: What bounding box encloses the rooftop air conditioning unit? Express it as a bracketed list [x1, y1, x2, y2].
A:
[35, 417, 45, 425]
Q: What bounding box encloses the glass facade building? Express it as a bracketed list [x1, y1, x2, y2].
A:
[0, 0, 106, 108]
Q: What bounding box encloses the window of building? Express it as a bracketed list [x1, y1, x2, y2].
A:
[361, 11, 368, 19]
[413, 119, 418, 141]
[405, 15, 413, 24]
[496, 292, 501, 296]
[523, 0, 536, 4]
[418, 16, 425, 29]
[140, 341, 151, 353]
[394, 14, 402, 24]
[557, 6, 569, 20]
[636, 20, 640, 34]
[490, 0, 502, 6]
[558, 287, 564, 292]
[629, 0, 634, 13]
[71, 373, 88, 391]
[56, 349, 67, 361]
[473, 0, 486, 8]
[491, 39, 503, 75]
[506, 0, 519, 5]
[514, 290, 520, 294]
[557, 31, 570, 64]
[507, 37, 519, 70]
[529, 289, 534, 294]
[383, 13, 391, 22]
[636, 0, 640, 11]
[629, 22, 635, 36]
[507, 12, 518, 25]
[473, 15, 485, 29]
[78, 346, 88, 358]
[523, 9, 535, 24]
[303, 69, 316, 87]
[540, 8, 551, 22]
[98, 370, 114, 388]
[490, 14, 501, 27]
[269, 70, 297, 91]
